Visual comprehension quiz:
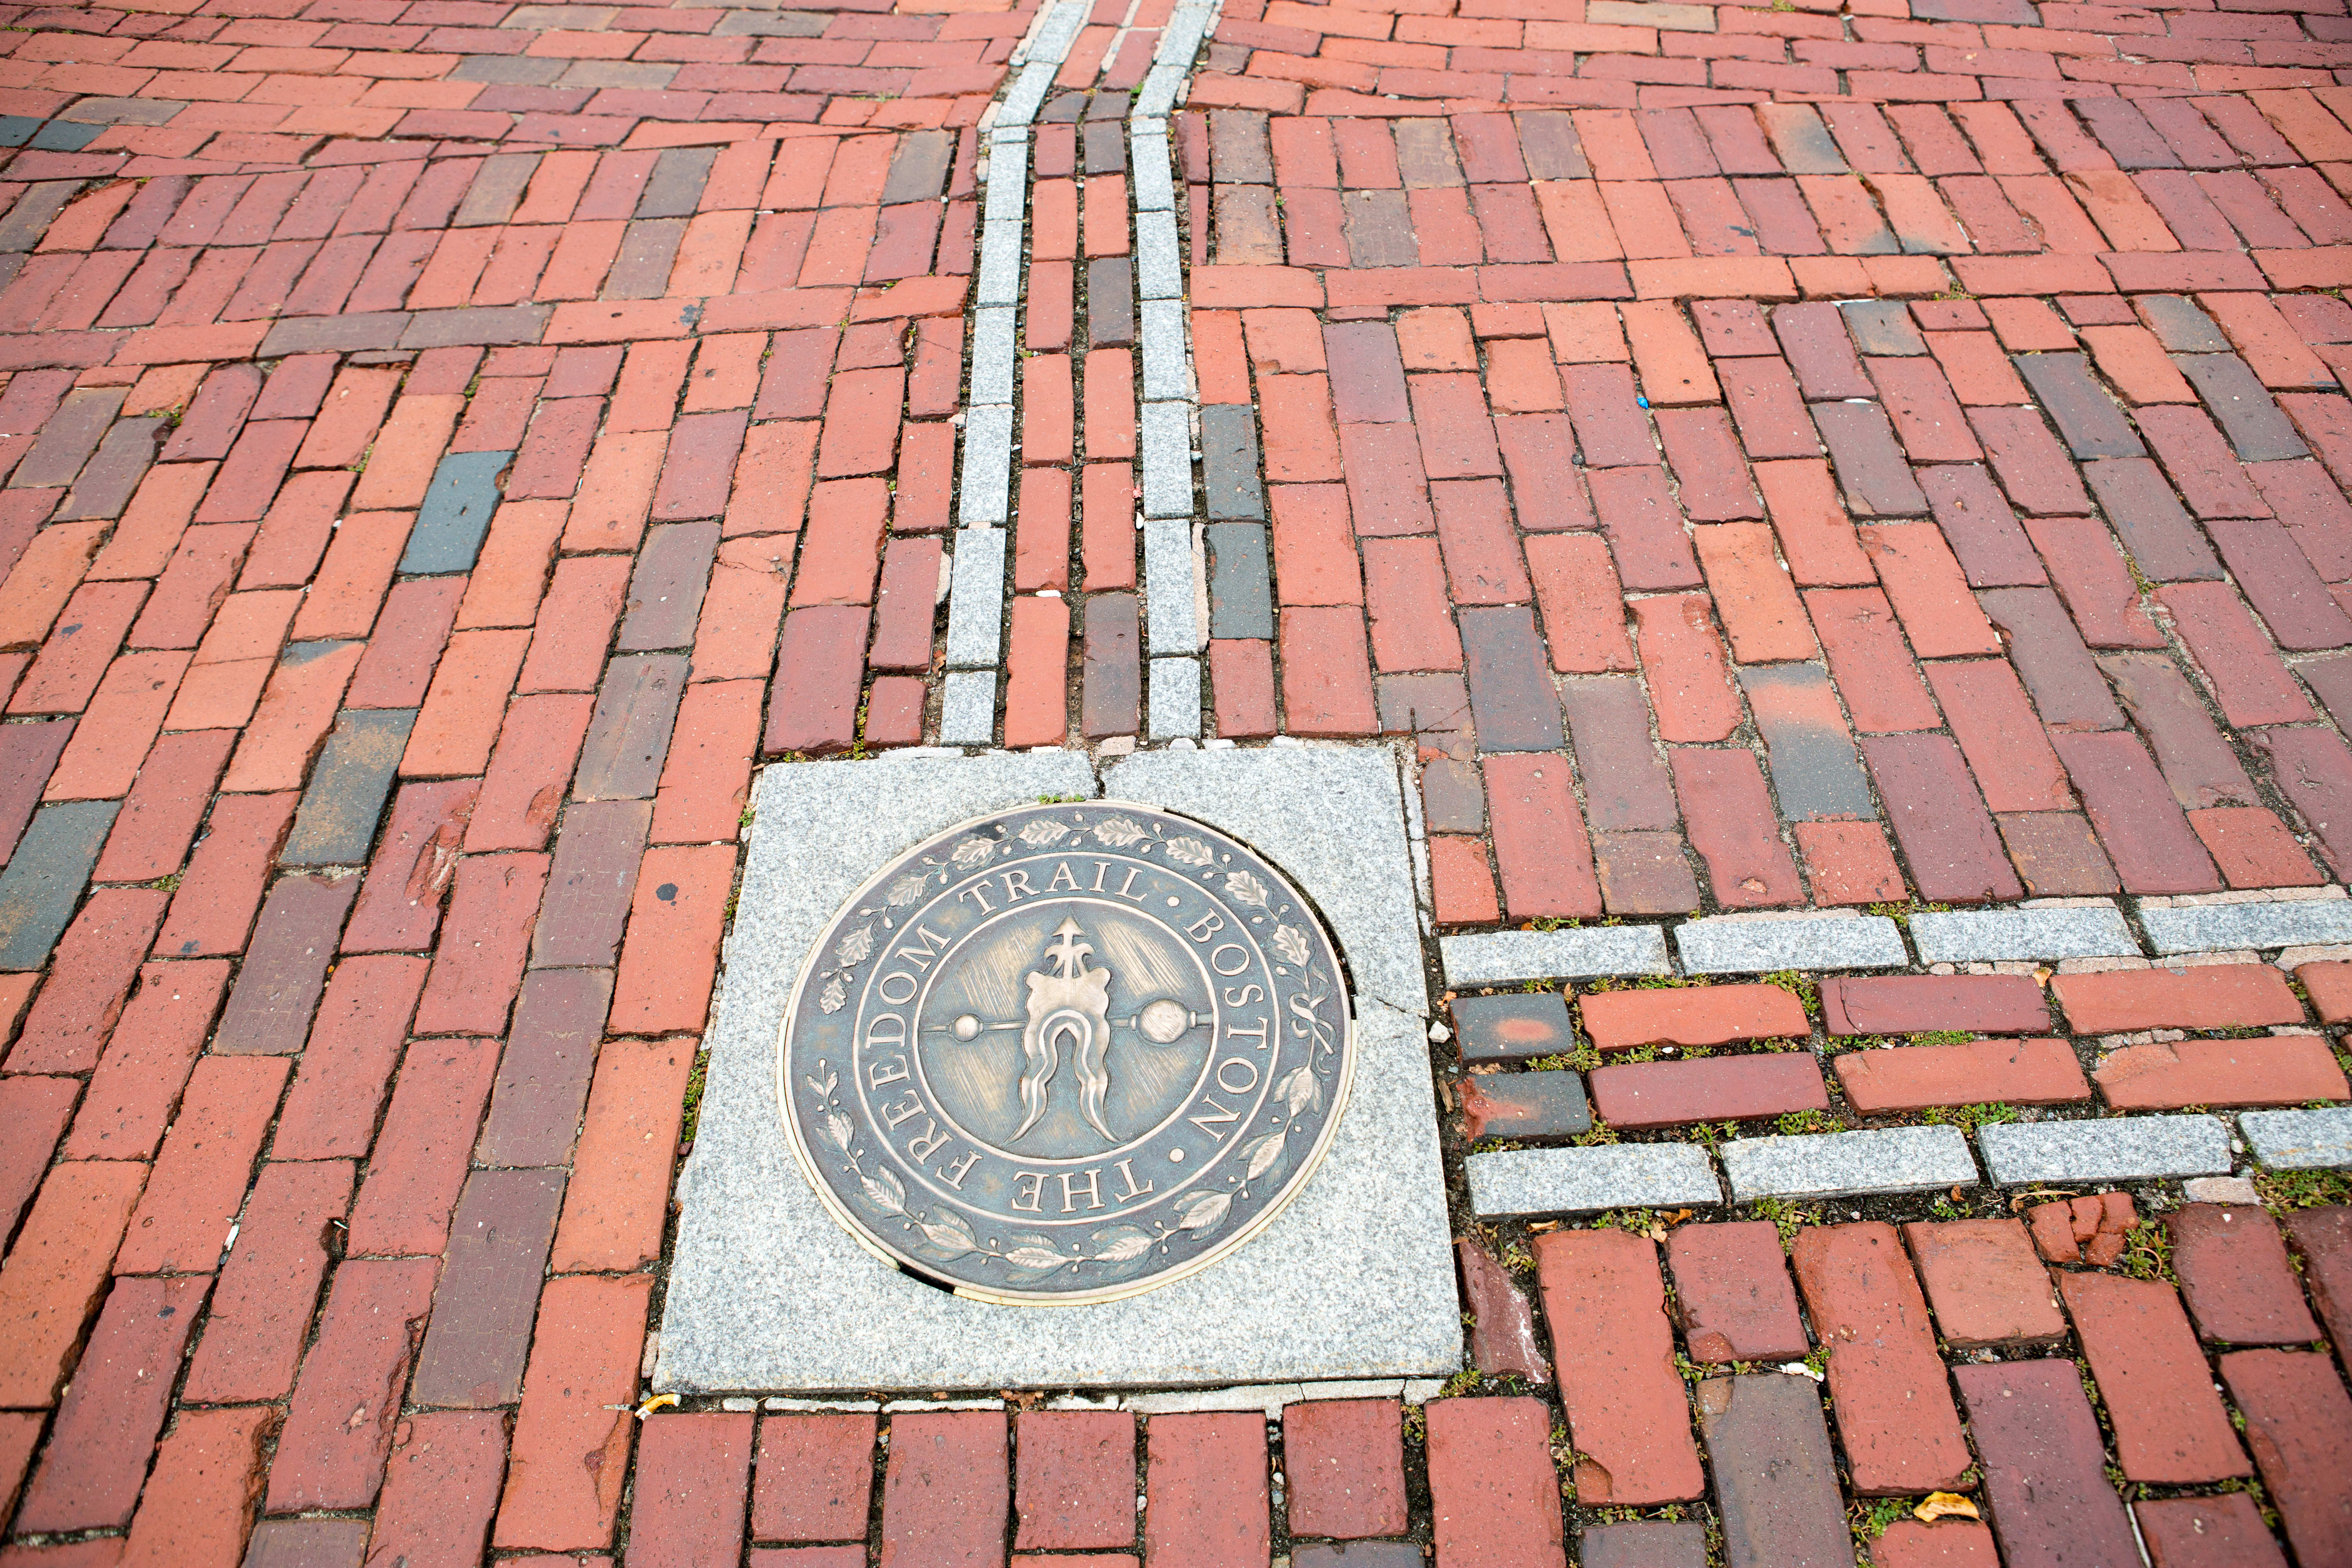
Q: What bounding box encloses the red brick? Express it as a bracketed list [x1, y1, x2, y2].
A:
[343, 1033, 497, 1257]
[2218, 1349, 2352, 1567]
[2057, 1270, 2251, 1484]
[1691, 523, 1811, 662]
[1278, 605, 1377, 735]
[11, 581, 147, 717]
[403, 628, 532, 779]
[1862, 733, 2022, 904]
[1483, 752, 1601, 920]
[652, 679, 760, 844]
[0, 1160, 147, 1406]
[494, 1274, 652, 1554]
[2168, 1203, 2322, 1348]
[1534, 1229, 1704, 1506]
[611, 842, 734, 1036]
[1591, 1048, 1824, 1138]
[180, 1159, 351, 1404]
[9, 888, 168, 1074]
[1793, 821, 1909, 906]
[1670, 748, 1803, 909]
[65, 958, 230, 1162]
[368, 1412, 508, 1568]
[550, 1035, 695, 1274]
[1872, 1520, 2000, 1568]
[2052, 962, 2304, 1033]
[523, 557, 634, 694]
[267, 1256, 438, 1511]
[2097, 1034, 2348, 1110]
[1013, 1410, 1134, 1551]
[14, 1273, 206, 1533]
[457, 502, 566, 631]
[1284, 1399, 1405, 1540]
[1664, 1220, 1810, 1364]
[1834, 1037, 2090, 1114]
[1423, 1396, 1567, 1568]
[630, 1414, 755, 1568]
[753, 1413, 877, 1544]
[1900, 1218, 2065, 1348]
[291, 512, 414, 643]
[0, 1074, 74, 1241]
[341, 783, 479, 956]
[117, 1405, 272, 1568]
[1629, 595, 1738, 742]
[90, 730, 234, 884]
[1526, 534, 1634, 674]
[414, 852, 549, 1038]
[1430, 835, 1501, 925]
[114, 1054, 285, 1276]
[1578, 983, 1808, 1051]
[1789, 1224, 1972, 1494]
[882, 1412, 1013, 1568]
[1818, 974, 2049, 1036]
[2134, 1495, 2288, 1568]
[465, 694, 594, 854]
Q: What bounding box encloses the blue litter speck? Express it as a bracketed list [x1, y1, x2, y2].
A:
[1635, 395, 1650, 409]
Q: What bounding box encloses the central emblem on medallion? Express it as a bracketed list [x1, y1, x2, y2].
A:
[777, 803, 1354, 1303]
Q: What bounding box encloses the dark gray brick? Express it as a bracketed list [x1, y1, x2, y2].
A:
[1081, 592, 1140, 739]
[1208, 108, 1273, 182]
[0, 801, 117, 970]
[0, 118, 39, 147]
[214, 873, 361, 1056]
[56, 99, 185, 128]
[0, 184, 79, 253]
[2136, 294, 2227, 353]
[259, 313, 412, 357]
[284, 709, 416, 866]
[1561, 675, 1675, 832]
[399, 450, 511, 576]
[14, 389, 124, 489]
[882, 129, 956, 204]
[0, 720, 74, 865]
[450, 55, 567, 85]
[1740, 664, 1874, 822]
[1200, 403, 1265, 521]
[2174, 354, 2309, 461]
[1460, 1069, 1592, 1140]
[713, 10, 828, 33]
[1839, 300, 1924, 356]
[1087, 257, 1134, 348]
[54, 415, 163, 521]
[617, 522, 719, 653]
[604, 218, 686, 301]
[2016, 352, 2144, 459]
[410, 1167, 566, 1408]
[398, 305, 551, 350]
[28, 122, 100, 153]
[1205, 523, 1272, 639]
[1461, 606, 1563, 752]
[573, 656, 687, 802]
[1697, 1374, 1851, 1568]
[1421, 756, 1485, 833]
[242, 1521, 371, 1568]
[1978, 587, 2127, 730]
[2082, 457, 2222, 583]
[453, 152, 542, 225]
[637, 147, 717, 219]
[1579, 1521, 1707, 1568]
[1812, 400, 1928, 516]
[1376, 673, 1472, 753]
[1083, 120, 1127, 176]
[1921, 465, 2045, 587]
[1451, 992, 1576, 1065]
[478, 968, 615, 1165]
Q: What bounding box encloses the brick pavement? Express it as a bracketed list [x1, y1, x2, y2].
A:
[2, 0, 2352, 1556]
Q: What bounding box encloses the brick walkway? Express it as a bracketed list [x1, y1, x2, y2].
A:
[3, 0, 2352, 1557]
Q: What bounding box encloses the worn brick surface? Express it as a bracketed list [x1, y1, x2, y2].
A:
[2058, 1270, 2251, 1484]
[1534, 1229, 1705, 1507]
[1789, 1224, 1971, 1495]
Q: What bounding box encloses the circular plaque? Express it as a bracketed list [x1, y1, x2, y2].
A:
[777, 802, 1354, 1304]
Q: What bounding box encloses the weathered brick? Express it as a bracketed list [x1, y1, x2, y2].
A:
[412, 1169, 566, 1409]
[753, 1413, 876, 1544]
[267, 1256, 439, 1511]
[1534, 1229, 1705, 1506]
[629, 1413, 755, 1568]
[1665, 1221, 1810, 1365]
[1423, 1396, 1568, 1566]
[116, 1054, 287, 1276]
[882, 1412, 1013, 1567]
[366, 1412, 509, 1568]
[2214, 1350, 2352, 1568]
[550, 1034, 694, 1274]
[181, 1159, 351, 1405]
[2167, 1204, 2321, 1345]
[2057, 1270, 2250, 1483]
[1789, 1224, 1971, 1494]
[2051, 963, 2303, 1033]
[1952, 1360, 2140, 1568]
[15, 1272, 206, 1533]
[1285, 1400, 1405, 1540]
[1013, 1409, 1135, 1551]
[1579, 985, 1809, 1051]
[493, 1273, 651, 1553]
[1901, 1219, 2065, 1348]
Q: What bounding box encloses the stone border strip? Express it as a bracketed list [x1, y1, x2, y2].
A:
[1439, 927, 1673, 986]
[1907, 902, 2143, 964]
[1133, 0, 1218, 740]
[2238, 1108, 2352, 1169]
[2139, 890, 2352, 954]
[1977, 1115, 2233, 1186]
[939, 0, 1093, 746]
[1464, 1145, 1724, 1218]
[1674, 912, 1905, 975]
[1719, 1127, 1978, 1204]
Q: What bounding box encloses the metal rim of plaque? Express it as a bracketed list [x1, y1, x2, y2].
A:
[777, 802, 1356, 1305]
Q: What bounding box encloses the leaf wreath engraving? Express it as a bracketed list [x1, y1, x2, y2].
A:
[804, 1066, 839, 1099]
[1092, 816, 1148, 848]
[884, 872, 932, 907]
[1241, 1129, 1287, 1181]
[824, 1112, 854, 1153]
[1274, 1064, 1322, 1115]
[1225, 869, 1271, 909]
[860, 1166, 906, 1216]
[817, 976, 848, 1014]
[1163, 835, 1215, 867]
[1001, 1236, 1071, 1272]
[1018, 818, 1071, 847]
[1089, 1225, 1155, 1263]
[949, 836, 996, 869]
[1174, 1189, 1233, 1233]
[916, 1208, 977, 1257]
[833, 924, 874, 968]
[1271, 924, 1311, 966]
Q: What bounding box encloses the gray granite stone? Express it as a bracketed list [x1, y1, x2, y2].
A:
[1143, 511, 1199, 657]
[938, 669, 996, 747]
[1976, 1114, 2230, 1185]
[985, 131, 1029, 225]
[958, 404, 1013, 527]
[1136, 210, 1183, 300]
[1467, 1144, 1723, 1218]
[944, 527, 1007, 669]
[0, 800, 116, 970]
[659, 747, 1458, 1390]
[1140, 300, 1190, 402]
[1909, 903, 2139, 963]
[2140, 897, 2352, 954]
[977, 220, 1023, 307]
[1131, 130, 1176, 211]
[2239, 1108, 2352, 1170]
[968, 306, 1016, 408]
[1200, 404, 1265, 522]
[1141, 402, 1194, 521]
[1147, 655, 1202, 741]
[1440, 926, 1672, 985]
[1675, 913, 1905, 973]
[1206, 523, 1272, 639]
[1720, 1126, 1977, 1201]
[399, 450, 510, 576]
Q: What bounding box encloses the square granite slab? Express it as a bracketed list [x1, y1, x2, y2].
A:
[656, 744, 1462, 1392]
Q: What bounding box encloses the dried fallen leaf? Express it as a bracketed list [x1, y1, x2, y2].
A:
[1915, 1493, 1980, 1524]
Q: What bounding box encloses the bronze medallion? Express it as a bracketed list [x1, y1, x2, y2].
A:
[778, 802, 1354, 1303]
